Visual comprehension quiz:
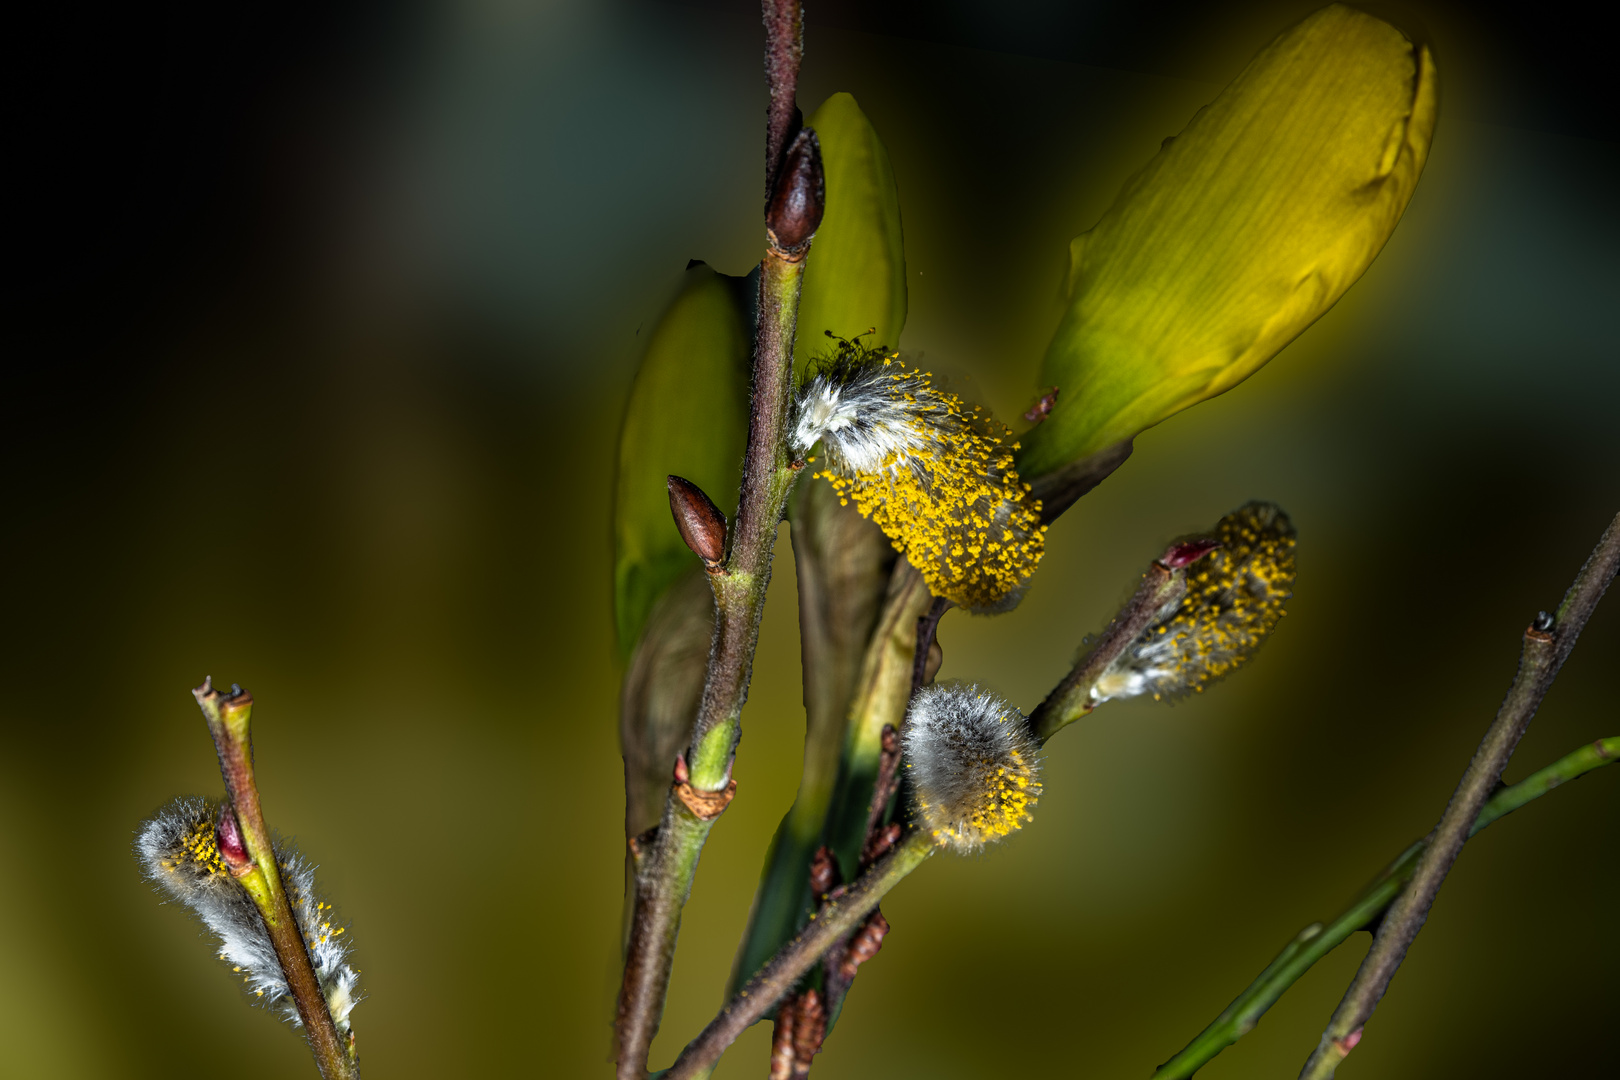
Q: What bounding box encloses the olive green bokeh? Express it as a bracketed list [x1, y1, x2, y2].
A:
[3, 3, 1616, 1079]
[1020, 4, 1438, 476]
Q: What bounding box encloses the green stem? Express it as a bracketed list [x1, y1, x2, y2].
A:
[195, 679, 359, 1080]
[663, 830, 937, 1080]
[1301, 511, 1620, 1079]
[1153, 736, 1618, 1079]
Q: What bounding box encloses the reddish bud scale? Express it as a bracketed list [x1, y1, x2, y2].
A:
[808, 845, 840, 900]
[216, 803, 252, 874]
[1161, 537, 1223, 569]
[667, 475, 728, 570]
[838, 910, 890, 980]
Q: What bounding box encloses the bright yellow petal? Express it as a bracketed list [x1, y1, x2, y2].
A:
[1020, 4, 1438, 476]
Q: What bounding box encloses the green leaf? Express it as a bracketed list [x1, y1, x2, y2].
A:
[613, 263, 752, 655]
[794, 93, 908, 372]
[1019, 4, 1438, 477]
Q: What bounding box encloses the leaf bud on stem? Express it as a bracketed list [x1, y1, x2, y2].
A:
[765, 127, 825, 258]
[667, 475, 728, 571]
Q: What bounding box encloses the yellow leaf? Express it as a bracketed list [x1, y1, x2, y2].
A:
[1019, 4, 1438, 477]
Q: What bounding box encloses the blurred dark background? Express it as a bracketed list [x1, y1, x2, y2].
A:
[3, 1, 1615, 1076]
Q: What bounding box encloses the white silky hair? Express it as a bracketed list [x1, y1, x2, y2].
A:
[900, 683, 1041, 851]
[137, 797, 362, 1031]
[791, 361, 947, 474]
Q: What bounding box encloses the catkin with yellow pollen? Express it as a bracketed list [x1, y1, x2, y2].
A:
[136, 796, 362, 1031]
[791, 338, 1046, 612]
[1093, 501, 1297, 703]
[901, 683, 1041, 852]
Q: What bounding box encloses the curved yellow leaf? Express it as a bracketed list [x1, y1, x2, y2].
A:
[794, 92, 908, 372]
[1020, 4, 1438, 477]
[613, 263, 751, 654]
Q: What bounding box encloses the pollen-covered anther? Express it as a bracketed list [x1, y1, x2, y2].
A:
[901, 684, 1041, 852]
[791, 338, 1046, 612]
[1093, 501, 1297, 704]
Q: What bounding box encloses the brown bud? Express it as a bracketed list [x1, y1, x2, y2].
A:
[860, 821, 902, 867]
[667, 475, 727, 570]
[808, 845, 841, 900]
[765, 127, 825, 256]
[789, 989, 825, 1075]
[838, 910, 890, 981]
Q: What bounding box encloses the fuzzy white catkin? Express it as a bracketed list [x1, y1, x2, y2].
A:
[136, 797, 361, 1031]
[901, 684, 1041, 852]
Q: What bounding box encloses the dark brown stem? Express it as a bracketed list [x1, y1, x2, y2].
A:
[820, 725, 904, 1018]
[615, 7, 811, 1076]
[663, 829, 936, 1080]
[1300, 510, 1620, 1079]
[762, 0, 803, 199]
[194, 680, 358, 1080]
[910, 596, 950, 693]
[861, 725, 903, 851]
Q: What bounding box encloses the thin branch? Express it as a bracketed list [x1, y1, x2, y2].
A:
[615, 6, 815, 1075]
[911, 595, 950, 692]
[822, 560, 933, 875]
[1028, 556, 1187, 743]
[762, 0, 803, 200]
[663, 829, 937, 1080]
[727, 481, 895, 998]
[1300, 510, 1620, 1079]
[196, 679, 359, 1080]
[1153, 735, 1618, 1079]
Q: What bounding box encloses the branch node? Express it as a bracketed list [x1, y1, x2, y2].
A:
[676, 779, 738, 820]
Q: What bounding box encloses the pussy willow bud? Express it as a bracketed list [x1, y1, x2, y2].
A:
[902, 684, 1041, 852]
[1094, 502, 1296, 703]
[667, 474, 727, 570]
[766, 127, 825, 256]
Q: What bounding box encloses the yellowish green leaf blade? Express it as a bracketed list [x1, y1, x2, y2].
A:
[613, 263, 751, 654]
[1020, 4, 1438, 476]
[794, 93, 907, 371]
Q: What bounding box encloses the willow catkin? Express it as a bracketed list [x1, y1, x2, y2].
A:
[901, 684, 1041, 852]
[1093, 501, 1296, 703]
[136, 797, 361, 1031]
[791, 338, 1045, 612]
